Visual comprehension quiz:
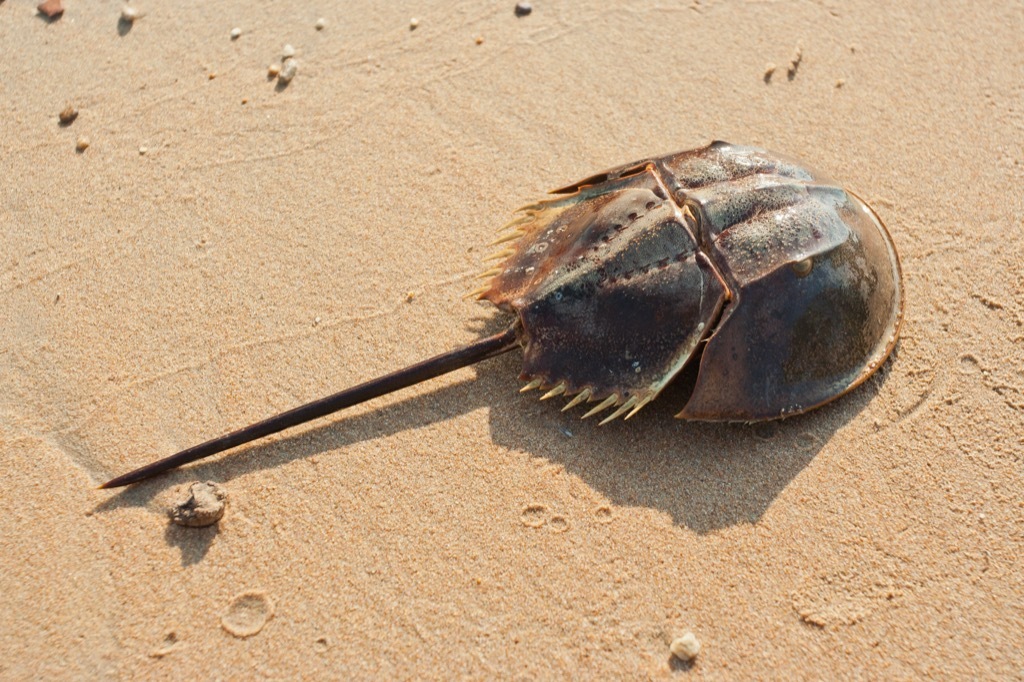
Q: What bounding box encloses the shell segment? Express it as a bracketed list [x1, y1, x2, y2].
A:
[657, 143, 903, 420]
[479, 169, 727, 421]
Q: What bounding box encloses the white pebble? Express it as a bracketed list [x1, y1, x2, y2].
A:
[120, 5, 139, 22]
[315, 18, 326, 31]
[267, 63, 281, 77]
[279, 57, 298, 83]
[230, 27, 241, 40]
[138, 146, 147, 155]
[409, 17, 419, 30]
[282, 44, 296, 58]
[670, 632, 701, 661]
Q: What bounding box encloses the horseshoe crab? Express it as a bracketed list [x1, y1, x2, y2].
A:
[101, 141, 902, 489]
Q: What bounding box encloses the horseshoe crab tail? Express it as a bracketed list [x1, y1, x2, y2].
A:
[99, 325, 521, 489]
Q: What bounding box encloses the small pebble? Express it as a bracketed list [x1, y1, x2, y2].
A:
[835, 78, 846, 88]
[169, 481, 227, 527]
[120, 5, 139, 23]
[514, 2, 533, 17]
[475, 36, 484, 45]
[58, 104, 78, 125]
[279, 57, 298, 83]
[138, 146, 147, 155]
[37, 0, 64, 18]
[207, 72, 216, 80]
[230, 27, 241, 40]
[670, 632, 701, 661]
[763, 62, 776, 83]
[282, 43, 296, 58]
[315, 18, 326, 31]
[787, 46, 803, 80]
[75, 136, 90, 152]
[267, 63, 281, 78]
[409, 17, 419, 30]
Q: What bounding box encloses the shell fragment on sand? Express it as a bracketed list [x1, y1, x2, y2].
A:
[168, 481, 227, 527]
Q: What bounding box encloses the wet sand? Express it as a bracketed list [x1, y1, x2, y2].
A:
[2, 0, 1022, 678]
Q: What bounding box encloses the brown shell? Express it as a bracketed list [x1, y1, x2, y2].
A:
[476, 141, 903, 422]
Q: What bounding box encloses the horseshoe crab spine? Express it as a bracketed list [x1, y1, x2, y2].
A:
[99, 326, 520, 488]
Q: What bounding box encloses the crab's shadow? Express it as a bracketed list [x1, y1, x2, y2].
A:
[486, 355, 879, 533]
[94, 327, 885, 537]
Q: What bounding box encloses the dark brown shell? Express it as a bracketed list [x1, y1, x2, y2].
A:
[476, 141, 903, 422]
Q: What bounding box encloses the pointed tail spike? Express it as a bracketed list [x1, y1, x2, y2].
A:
[599, 396, 639, 426]
[582, 394, 619, 420]
[561, 388, 591, 412]
[99, 326, 521, 489]
[540, 382, 567, 401]
[519, 378, 543, 393]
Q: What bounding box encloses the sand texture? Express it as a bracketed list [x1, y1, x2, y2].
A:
[2, 0, 1022, 678]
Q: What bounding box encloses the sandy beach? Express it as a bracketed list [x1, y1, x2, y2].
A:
[2, 0, 1022, 678]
